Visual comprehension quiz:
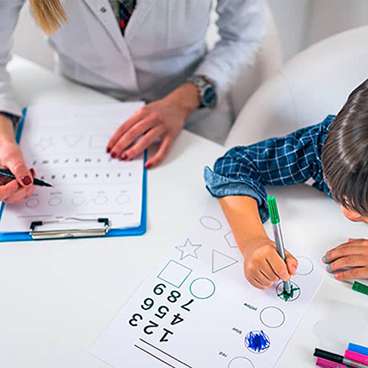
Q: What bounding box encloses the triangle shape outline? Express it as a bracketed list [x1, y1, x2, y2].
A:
[212, 250, 238, 273]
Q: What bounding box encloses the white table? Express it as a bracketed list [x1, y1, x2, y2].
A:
[1, 56, 367, 368]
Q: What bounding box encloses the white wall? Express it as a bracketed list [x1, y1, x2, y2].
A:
[268, 0, 368, 61]
[267, 0, 310, 60]
[12, 1, 368, 68]
[13, 3, 54, 69]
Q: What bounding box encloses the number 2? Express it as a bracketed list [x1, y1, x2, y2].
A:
[143, 320, 159, 335]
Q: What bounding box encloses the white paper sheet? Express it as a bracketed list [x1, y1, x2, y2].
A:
[0, 102, 145, 232]
[90, 201, 323, 368]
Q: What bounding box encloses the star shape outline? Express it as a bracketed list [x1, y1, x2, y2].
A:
[175, 238, 202, 260]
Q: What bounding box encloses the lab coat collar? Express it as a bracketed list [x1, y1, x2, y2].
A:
[82, 0, 153, 52]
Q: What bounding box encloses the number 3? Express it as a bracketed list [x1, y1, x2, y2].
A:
[128, 313, 143, 327]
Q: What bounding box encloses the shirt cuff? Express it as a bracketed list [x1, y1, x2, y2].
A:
[204, 166, 269, 223]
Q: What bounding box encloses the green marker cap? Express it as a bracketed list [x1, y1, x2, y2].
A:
[267, 195, 280, 225]
[352, 281, 368, 296]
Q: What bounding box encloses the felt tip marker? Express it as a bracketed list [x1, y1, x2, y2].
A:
[0, 168, 52, 188]
[267, 195, 292, 295]
[344, 281, 368, 297]
[316, 357, 347, 368]
[348, 343, 368, 357]
[314, 348, 368, 368]
[345, 350, 368, 366]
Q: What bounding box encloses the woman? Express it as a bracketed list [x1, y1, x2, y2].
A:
[0, 0, 266, 203]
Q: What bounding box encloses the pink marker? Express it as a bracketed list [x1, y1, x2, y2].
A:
[345, 350, 368, 365]
[316, 357, 346, 368]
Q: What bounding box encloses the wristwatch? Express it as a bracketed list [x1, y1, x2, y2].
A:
[187, 75, 217, 109]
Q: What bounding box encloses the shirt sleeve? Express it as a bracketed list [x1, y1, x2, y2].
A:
[0, 1, 25, 117]
[195, 0, 266, 101]
[204, 120, 331, 223]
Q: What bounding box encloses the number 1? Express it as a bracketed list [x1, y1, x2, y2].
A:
[160, 328, 173, 343]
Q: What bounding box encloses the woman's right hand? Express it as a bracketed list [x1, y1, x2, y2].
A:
[0, 115, 34, 203]
[242, 237, 298, 289]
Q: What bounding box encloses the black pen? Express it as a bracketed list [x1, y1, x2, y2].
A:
[0, 168, 53, 188]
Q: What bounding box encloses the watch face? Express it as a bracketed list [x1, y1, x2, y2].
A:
[203, 85, 217, 108]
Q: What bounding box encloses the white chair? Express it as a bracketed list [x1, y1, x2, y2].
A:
[226, 25, 368, 147]
[13, 2, 282, 121]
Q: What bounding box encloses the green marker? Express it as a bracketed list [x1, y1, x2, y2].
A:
[352, 281, 368, 296]
[267, 195, 292, 295]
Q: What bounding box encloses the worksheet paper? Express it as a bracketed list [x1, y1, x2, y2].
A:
[90, 202, 323, 368]
[0, 102, 145, 232]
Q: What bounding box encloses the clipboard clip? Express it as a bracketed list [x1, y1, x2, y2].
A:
[29, 217, 111, 240]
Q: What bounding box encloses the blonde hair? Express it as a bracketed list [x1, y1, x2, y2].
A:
[29, 0, 67, 34]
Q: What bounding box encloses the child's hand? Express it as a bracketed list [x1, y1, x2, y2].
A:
[242, 237, 298, 289]
[323, 238, 368, 280]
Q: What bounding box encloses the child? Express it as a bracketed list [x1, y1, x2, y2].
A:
[205, 79, 368, 289]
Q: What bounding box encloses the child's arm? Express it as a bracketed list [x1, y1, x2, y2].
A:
[219, 195, 297, 288]
[324, 239, 368, 281]
[205, 118, 333, 289]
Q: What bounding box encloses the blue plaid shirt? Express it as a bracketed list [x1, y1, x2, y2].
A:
[204, 115, 335, 223]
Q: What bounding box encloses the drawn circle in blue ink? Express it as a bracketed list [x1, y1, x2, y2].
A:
[245, 330, 271, 354]
[228, 356, 255, 368]
[199, 216, 222, 230]
[189, 278, 216, 299]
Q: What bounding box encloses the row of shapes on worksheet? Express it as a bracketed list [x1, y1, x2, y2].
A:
[23, 190, 131, 210]
[30, 168, 136, 187]
[183, 215, 315, 277]
[30, 134, 111, 152]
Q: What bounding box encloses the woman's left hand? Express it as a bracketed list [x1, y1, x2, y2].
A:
[323, 238, 368, 280]
[107, 83, 199, 169]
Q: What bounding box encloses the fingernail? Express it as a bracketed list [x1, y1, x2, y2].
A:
[121, 154, 127, 160]
[326, 264, 333, 273]
[106, 147, 111, 154]
[322, 256, 329, 264]
[145, 163, 152, 169]
[111, 152, 117, 159]
[22, 176, 32, 186]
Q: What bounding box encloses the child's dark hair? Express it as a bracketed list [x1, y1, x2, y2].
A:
[322, 79, 368, 215]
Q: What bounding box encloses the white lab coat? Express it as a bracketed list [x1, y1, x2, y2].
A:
[0, 0, 266, 143]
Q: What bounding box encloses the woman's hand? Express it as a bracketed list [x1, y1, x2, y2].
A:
[107, 83, 200, 169]
[324, 238, 368, 280]
[0, 114, 34, 203]
[242, 237, 298, 289]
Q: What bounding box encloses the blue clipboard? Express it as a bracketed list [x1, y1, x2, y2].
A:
[0, 108, 147, 242]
